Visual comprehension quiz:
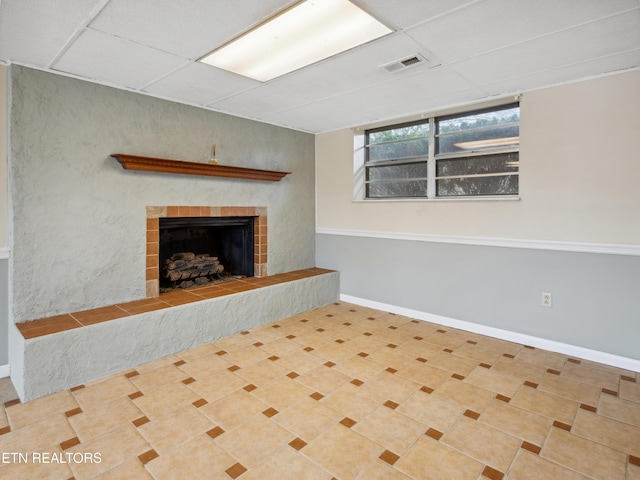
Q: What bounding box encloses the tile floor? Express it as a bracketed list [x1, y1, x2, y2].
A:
[1, 301, 639, 479]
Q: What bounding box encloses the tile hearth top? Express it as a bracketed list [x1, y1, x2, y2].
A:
[16, 268, 333, 340]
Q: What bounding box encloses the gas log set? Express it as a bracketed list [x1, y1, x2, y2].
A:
[162, 252, 228, 290]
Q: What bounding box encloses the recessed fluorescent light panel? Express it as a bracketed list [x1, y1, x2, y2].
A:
[199, 0, 393, 82]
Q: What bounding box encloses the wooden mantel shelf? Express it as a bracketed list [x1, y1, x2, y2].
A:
[112, 154, 290, 182]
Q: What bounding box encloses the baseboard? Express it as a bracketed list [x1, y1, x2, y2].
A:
[0, 364, 9, 378]
[341, 294, 640, 373]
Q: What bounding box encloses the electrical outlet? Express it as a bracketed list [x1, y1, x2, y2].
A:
[541, 292, 552, 307]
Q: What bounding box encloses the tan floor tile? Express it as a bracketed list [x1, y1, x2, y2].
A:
[353, 405, 426, 454]
[6, 390, 79, 430]
[311, 342, 362, 363]
[540, 427, 627, 480]
[451, 342, 504, 365]
[133, 383, 201, 419]
[72, 374, 139, 411]
[222, 345, 271, 368]
[511, 385, 579, 425]
[0, 412, 76, 454]
[621, 380, 640, 403]
[240, 445, 332, 480]
[421, 331, 471, 350]
[274, 396, 342, 442]
[538, 371, 601, 405]
[571, 408, 640, 457]
[395, 435, 484, 480]
[302, 423, 384, 480]
[363, 371, 421, 404]
[175, 342, 219, 362]
[137, 405, 214, 455]
[129, 363, 192, 394]
[431, 378, 496, 413]
[579, 358, 637, 377]
[598, 394, 640, 427]
[134, 354, 182, 373]
[475, 336, 523, 357]
[465, 366, 524, 397]
[334, 355, 387, 381]
[250, 375, 316, 410]
[357, 459, 413, 480]
[199, 390, 268, 431]
[427, 351, 480, 376]
[365, 346, 417, 369]
[276, 350, 326, 374]
[343, 334, 388, 353]
[320, 383, 387, 422]
[394, 360, 452, 389]
[145, 433, 237, 480]
[174, 352, 232, 379]
[214, 413, 295, 468]
[260, 337, 305, 357]
[66, 423, 150, 478]
[628, 463, 640, 480]
[515, 347, 568, 371]
[211, 332, 255, 352]
[561, 362, 619, 392]
[442, 415, 520, 471]
[233, 358, 289, 385]
[96, 458, 154, 479]
[492, 357, 547, 383]
[295, 365, 352, 396]
[0, 446, 74, 479]
[397, 390, 464, 432]
[507, 450, 591, 480]
[185, 369, 247, 403]
[69, 395, 144, 441]
[293, 331, 336, 350]
[479, 399, 553, 446]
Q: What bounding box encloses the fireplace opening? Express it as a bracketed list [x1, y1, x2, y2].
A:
[159, 216, 254, 291]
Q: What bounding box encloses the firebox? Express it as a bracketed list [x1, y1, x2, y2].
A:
[159, 216, 254, 289]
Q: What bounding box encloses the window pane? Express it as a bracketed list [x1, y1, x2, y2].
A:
[436, 174, 518, 197]
[367, 162, 427, 181]
[436, 152, 518, 177]
[367, 122, 429, 162]
[437, 105, 519, 154]
[367, 180, 428, 198]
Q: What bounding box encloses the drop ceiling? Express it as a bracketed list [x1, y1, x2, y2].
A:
[1, 0, 638, 133]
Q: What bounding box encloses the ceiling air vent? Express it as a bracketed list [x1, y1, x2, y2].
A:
[381, 54, 430, 73]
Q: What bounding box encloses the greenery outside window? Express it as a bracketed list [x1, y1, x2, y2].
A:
[364, 103, 519, 199]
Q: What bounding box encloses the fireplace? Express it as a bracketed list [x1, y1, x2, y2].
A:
[146, 206, 268, 297]
[159, 216, 254, 290]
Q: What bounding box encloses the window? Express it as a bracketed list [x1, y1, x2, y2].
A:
[364, 103, 519, 199]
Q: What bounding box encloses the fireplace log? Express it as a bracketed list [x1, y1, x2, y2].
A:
[162, 252, 224, 282]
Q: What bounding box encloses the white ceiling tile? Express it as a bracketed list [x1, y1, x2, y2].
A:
[208, 84, 313, 119]
[3, 0, 105, 24]
[408, 0, 640, 62]
[89, 0, 295, 59]
[360, 0, 477, 29]
[53, 28, 188, 89]
[451, 11, 640, 85]
[144, 62, 259, 106]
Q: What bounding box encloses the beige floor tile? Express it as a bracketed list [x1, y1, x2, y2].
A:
[363, 371, 421, 404]
[72, 374, 139, 411]
[396, 337, 444, 358]
[233, 359, 289, 386]
[343, 334, 388, 353]
[277, 350, 326, 374]
[134, 354, 182, 374]
[0, 446, 74, 480]
[479, 399, 553, 447]
[442, 415, 520, 471]
[365, 345, 418, 369]
[421, 331, 472, 350]
[629, 463, 640, 480]
[320, 383, 386, 421]
[511, 385, 579, 425]
[538, 371, 601, 405]
[222, 345, 271, 368]
[506, 449, 591, 480]
[334, 355, 387, 381]
[394, 360, 452, 389]
[492, 357, 548, 383]
[540, 427, 627, 480]
[292, 331, 336, 350]
[133, 383, 201, 419]
[260, 337, 306, 357]
[66, 423, 150, 478]
[302, 423, 384, 480]
[144, 433, 237, 480]
[353, 404, 426, 455]
[571, 408, 640, 457]
[69, 395, 144, 441]
[137, 405, 215, 454]
[243, 325, 287, 344]
[311, 342, 362, 363]
[451, 342, 504, 365]
[174, 352, 232, 379]
[250, 375, 316, 410]
[427, 351, 480, 376]
[396, 390, 464, 432]
[96, 458, 154, 479]
[0, 412, 76, 454]
[214, 413, 295, 468]
[620, 380, 640, 403]
[6, 390, 79, 430]
[274, 396, 343, 442]
[240, 445, 332, 480]
[579, 359, 637, 377]
[199, 390, 269, 430]
[515, 347, 568, 371]
[295, 365, 352, 396]
[431, 378, 495, 413]
[394, 435, 484, 480]
[185, 369, 247, 403]
[0, 377, 19, 404]
[598, 394, 640, 427]
[464, 366, 524, 397]
[561, 362, 619, 392]
[475, 336, 523, 356]
[356, 459, 413, 480]
[175, 342, 219, 362]
[211, 333, 255, 353]
[129, 363, 191, 394]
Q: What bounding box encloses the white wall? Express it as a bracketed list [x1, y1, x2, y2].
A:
[316, 70, 640, 363]
[1, 64, 8, 369]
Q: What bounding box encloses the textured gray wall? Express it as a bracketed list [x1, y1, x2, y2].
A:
[317, 233, 640, 360]
[9, 66, 315, 322]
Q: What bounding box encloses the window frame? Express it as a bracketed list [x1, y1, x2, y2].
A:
[362, 102, 519, 200]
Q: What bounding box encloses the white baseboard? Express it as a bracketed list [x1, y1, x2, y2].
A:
[0, 364, 10, 378]
[341, 294, 640, 373]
